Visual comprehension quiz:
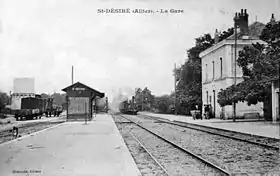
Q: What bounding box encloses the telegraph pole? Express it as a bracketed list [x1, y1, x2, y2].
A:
[233, 14, 238, 122]
[174, 63, 177, 116]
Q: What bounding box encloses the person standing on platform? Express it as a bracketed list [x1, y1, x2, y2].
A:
[204, 105, 210, 119]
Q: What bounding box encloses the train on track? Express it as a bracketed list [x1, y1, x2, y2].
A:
[119, 97, 138, 115]
[11, 96, 63, 121]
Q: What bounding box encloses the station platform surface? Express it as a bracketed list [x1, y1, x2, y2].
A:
[138, 112, 280, 139]
[0, 114, 141, 176]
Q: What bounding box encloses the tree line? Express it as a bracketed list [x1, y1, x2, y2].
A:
[142, 28, 234, 115]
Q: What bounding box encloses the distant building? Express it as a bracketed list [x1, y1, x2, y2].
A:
[199, 9, 266, 119]
[11, 78, 35, 110]
[134, 87, 154, 111]
[13, 78, 35, 94]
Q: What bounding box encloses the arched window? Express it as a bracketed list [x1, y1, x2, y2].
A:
[220, 57, 223, 77]
[206, 91, 209, 104]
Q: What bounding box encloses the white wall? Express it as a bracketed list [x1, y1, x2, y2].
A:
[13, 78, 35, 93]
[202, 43, 263, 119]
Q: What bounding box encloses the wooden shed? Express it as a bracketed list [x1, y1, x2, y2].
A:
[62, 82, 105, 121]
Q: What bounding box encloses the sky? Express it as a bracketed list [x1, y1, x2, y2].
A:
[0, 0, 279, 102]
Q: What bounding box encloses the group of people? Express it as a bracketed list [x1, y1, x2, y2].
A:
[203, 104, 213, 119]
[194, 104, 213, 119]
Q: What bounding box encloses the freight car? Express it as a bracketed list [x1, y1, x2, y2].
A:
[14, 96, 44, 121]
[119, 99, 138, 115]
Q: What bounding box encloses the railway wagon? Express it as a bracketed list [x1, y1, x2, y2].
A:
[119, 100, 138, 115]
[14, 97, 43, 121]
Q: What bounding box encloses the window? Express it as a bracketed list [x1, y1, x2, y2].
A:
[220, 57, 223, 77]
[205, 64, 208, 81]
[206, 91, 209, 104]
[212, 61, 215, 80]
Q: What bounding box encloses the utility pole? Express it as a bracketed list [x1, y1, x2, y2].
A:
[233, 14, 238, 122]
[278, 62, 280, 152]
[174, 63, 177, 116]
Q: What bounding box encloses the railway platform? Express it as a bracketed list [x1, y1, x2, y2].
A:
[0, 114, 141, 176]
[138, 112, 280, 139]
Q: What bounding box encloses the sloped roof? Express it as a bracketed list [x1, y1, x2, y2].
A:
[226, 21, 266, 40]
[62, 82, 105, 98]
[199, 21, 266, 58]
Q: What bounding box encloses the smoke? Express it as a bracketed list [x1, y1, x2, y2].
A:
[109, 86, 134, 112]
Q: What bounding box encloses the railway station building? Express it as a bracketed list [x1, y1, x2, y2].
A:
[62, 82, 105, 121]
[199, 9, 267, 119]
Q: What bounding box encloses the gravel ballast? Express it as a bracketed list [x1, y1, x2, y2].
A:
[126, 115, 280, 175]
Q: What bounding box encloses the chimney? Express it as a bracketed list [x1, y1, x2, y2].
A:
[214, 29, 219, 44]
[270, 13, 276, 24]
[234, 9, 249, 36]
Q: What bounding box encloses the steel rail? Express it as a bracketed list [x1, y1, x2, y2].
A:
[130, 132, 170, 176]
[139, 114, 280, 151]
[0, 121, 65, 139]
[120, 114, 231, 176]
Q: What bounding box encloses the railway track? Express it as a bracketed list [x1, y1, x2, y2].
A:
[115, 114, 230, 176]
[0, 120, 65, 144]
[122, 114, 280, 175]
[112, 115, 168, 176]
[138, 114, 280, 150]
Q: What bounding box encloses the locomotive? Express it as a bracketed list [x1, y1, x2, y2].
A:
[119, 96, 138, 115]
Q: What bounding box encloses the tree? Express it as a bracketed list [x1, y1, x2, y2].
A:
[153, 95, 174, 114]
[174, 33, 215, 115]
[40, 93, 50, 99]
[0, 91, 9, 111]
[134, 87, 154, 111]
[51, 93, 66, 106]
[218, 27, 234, 42]
[218, 20, 280, 106]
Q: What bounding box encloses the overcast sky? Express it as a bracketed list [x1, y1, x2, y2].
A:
[0, 0, 279, 101]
